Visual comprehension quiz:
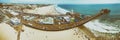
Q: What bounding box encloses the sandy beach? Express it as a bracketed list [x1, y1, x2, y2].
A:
[0, 4, 120, 40]
[0, 23, 89, 40]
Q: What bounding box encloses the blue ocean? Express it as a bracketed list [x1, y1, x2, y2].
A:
[58, 4, 120, 31]
[58, 4, 120, 15]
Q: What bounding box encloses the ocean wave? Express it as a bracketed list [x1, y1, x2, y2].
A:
[84, 19, 120, 33]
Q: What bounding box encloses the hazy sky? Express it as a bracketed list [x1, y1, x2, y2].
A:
[0, 0, 120, 4]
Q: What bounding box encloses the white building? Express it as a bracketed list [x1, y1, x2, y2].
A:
[23, 16, 35, 21]
[39, 17, 54, 24]
[10, 17, 20, 25]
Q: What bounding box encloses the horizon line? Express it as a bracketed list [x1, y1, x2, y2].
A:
[0, 2, 120, 5]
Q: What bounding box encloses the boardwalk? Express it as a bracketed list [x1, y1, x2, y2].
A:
[0, 8, 112, 40]
[19, 10, 109, 31]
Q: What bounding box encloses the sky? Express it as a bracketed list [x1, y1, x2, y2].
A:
[0, 0, 120, 4]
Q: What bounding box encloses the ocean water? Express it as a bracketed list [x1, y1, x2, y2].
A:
[0, 2, 120, 33]
[58, 4, 120, 15]
[58, 4, 120, 33]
